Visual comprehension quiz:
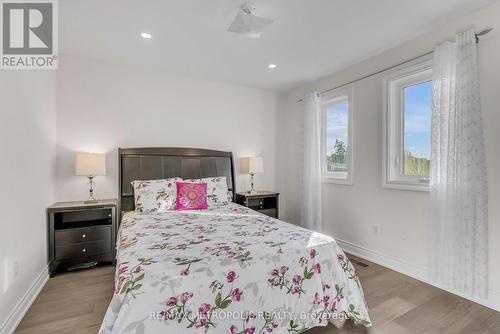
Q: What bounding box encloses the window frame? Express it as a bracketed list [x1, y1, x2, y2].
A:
[383, 59, 432, 191]
[321, 88, 353, 185]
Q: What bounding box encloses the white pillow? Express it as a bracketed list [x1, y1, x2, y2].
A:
[131, 178, 181, 212]
[184, 176, 232, 207]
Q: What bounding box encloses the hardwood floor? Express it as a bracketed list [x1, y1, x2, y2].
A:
[15, 256, 500, 334]
[15, 265, 114, 334]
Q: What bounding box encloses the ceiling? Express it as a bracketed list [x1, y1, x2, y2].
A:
[60, 0, 497, 91]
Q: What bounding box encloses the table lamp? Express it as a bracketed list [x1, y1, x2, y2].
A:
[240, 157, 264, 194]
[75, 153, 106, 203]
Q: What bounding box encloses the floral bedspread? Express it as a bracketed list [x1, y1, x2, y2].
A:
[99, 203, 370, 334]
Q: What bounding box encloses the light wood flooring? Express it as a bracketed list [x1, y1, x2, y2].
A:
[15, 255, 500, 334]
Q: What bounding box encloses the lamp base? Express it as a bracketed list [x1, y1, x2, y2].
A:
[84, 199, 98, 204]
[85, 176, 98, 204]
[248, 173, 257, 194]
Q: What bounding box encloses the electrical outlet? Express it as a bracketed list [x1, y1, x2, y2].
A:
[372, 224, 380, 235]
[1, 258, 16, 294]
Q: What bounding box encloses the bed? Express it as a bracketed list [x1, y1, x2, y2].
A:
[99, 148, 370, 334]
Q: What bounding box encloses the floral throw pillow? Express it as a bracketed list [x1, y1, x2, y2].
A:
[183, 176, 232, 207]
[131, 178, 181, 213]
[176, 182, 208, 210]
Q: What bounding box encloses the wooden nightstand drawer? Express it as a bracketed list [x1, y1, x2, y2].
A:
[247, 196, 277, 210]
[236, 191, 279, 219]
[62, 208, 112, 223]
[247, 198, 264, 208]
[55, 240, 111, 260]
[55, 226, 111, 245]
[55, 208, 113, 230]
[258, 208, 278, 218]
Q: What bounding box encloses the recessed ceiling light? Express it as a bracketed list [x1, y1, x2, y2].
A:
[141, 32, 152, 39]
[268, 64, 277, 69]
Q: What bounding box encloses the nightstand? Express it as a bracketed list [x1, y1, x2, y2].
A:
[47, 199, 117, 276]
[236, 191, 279, 218]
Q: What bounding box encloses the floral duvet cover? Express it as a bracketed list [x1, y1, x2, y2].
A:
[99, 203, 370, 334]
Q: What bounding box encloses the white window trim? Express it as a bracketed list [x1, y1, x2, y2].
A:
[382, 59, 432, 192]
[321, 87, 353, 185]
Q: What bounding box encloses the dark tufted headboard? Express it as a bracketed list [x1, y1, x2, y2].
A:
[118, 147, 236, 214]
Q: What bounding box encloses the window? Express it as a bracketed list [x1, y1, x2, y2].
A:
[321, 89, 353, 184]
[383, 60, 432, 191]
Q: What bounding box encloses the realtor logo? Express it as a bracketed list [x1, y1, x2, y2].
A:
[1, 0, 58, 69]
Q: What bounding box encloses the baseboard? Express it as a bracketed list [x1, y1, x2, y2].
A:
[336, 237, 428, 281]
[0, 265, 49, 334]
[335, 237, 500, 312]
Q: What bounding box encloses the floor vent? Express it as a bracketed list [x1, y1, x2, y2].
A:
[354, 260, 369, 268]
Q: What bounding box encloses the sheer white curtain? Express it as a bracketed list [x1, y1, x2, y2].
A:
[301, 92, 322, 232]
[430, 29, 488, 298]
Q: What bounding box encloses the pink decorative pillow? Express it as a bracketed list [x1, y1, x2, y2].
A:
[176, 182, 208, 210]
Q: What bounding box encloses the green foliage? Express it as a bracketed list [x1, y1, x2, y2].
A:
[334, 139, 346, 156]
[215, 292, 222, 306]
[403, 151, 430, 177]
[287, 320, 306, 334]
[219, 299, 232, 309]
[326, 139, 347, 173]
[303, 266, 314, 279]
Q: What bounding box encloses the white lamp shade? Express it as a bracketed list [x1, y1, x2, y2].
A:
[75, 153, 106, 176]
[240, 157, 264, 174]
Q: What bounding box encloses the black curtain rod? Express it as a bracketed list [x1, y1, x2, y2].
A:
[297, 28, 493, 103]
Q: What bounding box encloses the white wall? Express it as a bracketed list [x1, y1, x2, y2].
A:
[55, 56, 277, 202]
[277, 1, 500, 304]
[0, 71, 56, 331]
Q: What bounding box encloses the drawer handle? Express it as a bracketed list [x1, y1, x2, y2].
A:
[108, 214, 112, 217]
[82, 248, 86, 253]
[82, 234, 86, 238]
